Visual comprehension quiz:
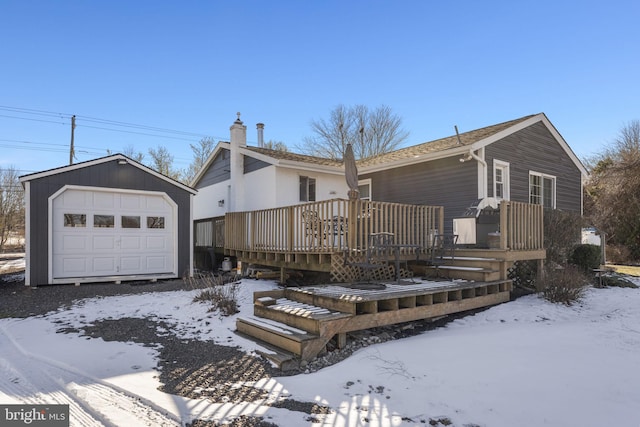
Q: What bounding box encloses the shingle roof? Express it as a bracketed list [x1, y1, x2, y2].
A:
[357, 114, 536, 167]
[243, 146, 344, 167]
[241, 114, 537, 170]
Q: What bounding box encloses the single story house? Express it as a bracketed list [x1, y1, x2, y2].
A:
[357, 113, 588, 232]
[20, 154, 196, 286]
[191, 115, 352, 268]
[193, 113, 587, 255]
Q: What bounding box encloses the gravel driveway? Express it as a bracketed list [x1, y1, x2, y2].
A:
[0, 271, 330, 426]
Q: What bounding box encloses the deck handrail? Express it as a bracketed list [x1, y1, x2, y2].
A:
[225, 199, 544, 255]
[225, 198, 444, 254]
[499, 200, 544, 250]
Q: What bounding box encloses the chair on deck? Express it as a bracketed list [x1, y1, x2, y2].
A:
[302, 210, 327, 244]
[344, 232, 395, 284]
[425, 233, 458, 277]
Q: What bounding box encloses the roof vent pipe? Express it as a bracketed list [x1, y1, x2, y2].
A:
[455, 125, 462, 145]
[257, 123, 265, 147]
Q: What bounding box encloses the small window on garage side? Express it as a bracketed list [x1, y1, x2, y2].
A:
[122, 215, 141, 228]
[94, 215, 115, 228]
[147, 216, 165, 229]
[64, 214, 86, 227]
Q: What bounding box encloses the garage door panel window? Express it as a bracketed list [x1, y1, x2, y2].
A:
[94, 215, 114, 228]
[147, 216, 165, 229]
[64, 214, 86, 227]
[122, 215, 141, 229]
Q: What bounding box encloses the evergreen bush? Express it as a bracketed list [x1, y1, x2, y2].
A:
[569, 244, 602, 272]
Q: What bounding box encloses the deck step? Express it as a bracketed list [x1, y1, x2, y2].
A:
[236, 316, 320, 357]
[436, 266, 501, 281]
[413, 264, 501, 281]
[441, 256, 504, 270]
[255, 297, 352, 334]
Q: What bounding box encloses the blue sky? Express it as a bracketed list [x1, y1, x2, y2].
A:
[2, 0, 639, 175]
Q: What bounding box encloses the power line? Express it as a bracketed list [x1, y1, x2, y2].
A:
[0, 105, 225, 140]
[0, 114, 68, 126]
[76, 115, 211, 138]
[0, 139, 104, 156]
[76, 123, 208, 142]
[0, 105, 71, 119]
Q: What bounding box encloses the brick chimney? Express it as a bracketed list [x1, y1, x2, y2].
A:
[229, 112, 246, 212]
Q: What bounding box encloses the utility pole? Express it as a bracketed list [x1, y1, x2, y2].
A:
[69, 115, 76, 165]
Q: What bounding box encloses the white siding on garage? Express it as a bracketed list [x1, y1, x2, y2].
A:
[51, 187, 177, 281]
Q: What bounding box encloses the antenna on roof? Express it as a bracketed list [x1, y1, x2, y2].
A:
[455, 125, 462, 145]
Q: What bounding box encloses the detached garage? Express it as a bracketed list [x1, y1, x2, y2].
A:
[20, 154, 196, 286]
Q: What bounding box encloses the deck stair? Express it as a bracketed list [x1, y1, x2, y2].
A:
[236, 278, 512, 369]
[236, 291, 353, 367]
[413, 249, 509, 282]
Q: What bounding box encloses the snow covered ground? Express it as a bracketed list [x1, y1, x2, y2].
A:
[1, 273, 639, 426]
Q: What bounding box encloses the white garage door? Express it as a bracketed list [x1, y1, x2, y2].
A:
[51, 187, 176, 280]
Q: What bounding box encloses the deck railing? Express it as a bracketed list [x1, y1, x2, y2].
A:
[499, 200, 544, 250]
[225, 199, 544, 255]
[225, 198, 444, 254]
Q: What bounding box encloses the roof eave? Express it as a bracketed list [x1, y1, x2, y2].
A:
[359, 145, 472, 174]
[21, 154, 197, 195]
[277, 159, 345, 175]
[190, 142, 230, 187]
[469, 113, 588, 178]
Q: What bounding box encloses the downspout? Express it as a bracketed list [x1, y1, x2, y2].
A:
[455, 125, 487, 199]
[468, 148, 487, 199]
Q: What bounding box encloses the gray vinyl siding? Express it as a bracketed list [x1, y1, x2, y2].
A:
[360, 157, 478, 233]
[26, 159, 193, 286]
[244, 156, 271, 174]
[195, 149, 230, 189]
[485, 122, 582, 212]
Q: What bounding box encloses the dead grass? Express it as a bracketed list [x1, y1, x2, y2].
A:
[606, 264, 640, 277]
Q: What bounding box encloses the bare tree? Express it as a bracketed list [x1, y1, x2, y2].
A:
[122, 145, 145, 163]
[0, 166, 24, 251]
[148, 146, 181, 181]
[107, 145, 144, 163]
[299, 104, 409, 160]
[584, 120, 640, 259]
[263, 139, 288, 152]
[184, 137, 216, 185]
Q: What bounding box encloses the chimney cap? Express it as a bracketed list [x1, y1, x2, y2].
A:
[256, 122, 265, 128]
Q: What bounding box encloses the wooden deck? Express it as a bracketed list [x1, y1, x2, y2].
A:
[223, 198, 545, 284]
[236, 277, 512, 369]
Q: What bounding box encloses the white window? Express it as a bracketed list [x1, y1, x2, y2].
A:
[358, 179, 372, 201]
[493, 160, 510, 200]
[529, 171, 556, 208]
[299, 176, 316, 202]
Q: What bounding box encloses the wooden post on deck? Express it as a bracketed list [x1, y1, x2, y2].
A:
[287, 205, 294, 252]
[348, 199, 358, 252]
[499, 201, 508, 249]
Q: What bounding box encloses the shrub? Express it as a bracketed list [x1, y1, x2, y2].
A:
[540, 264, 589, 305]
[598, 274, 638, 289]
[193, 283, 239, 315]
[569, 244, 602, 272]
[606, 244, 632, 265]
[544, 209, 583, 265]
[187, 273, 240, 316]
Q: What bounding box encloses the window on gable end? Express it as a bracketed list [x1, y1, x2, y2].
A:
[493, 160, 510, 200]
[299, 176, 316, 202]
[529, 171, 556, 208]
